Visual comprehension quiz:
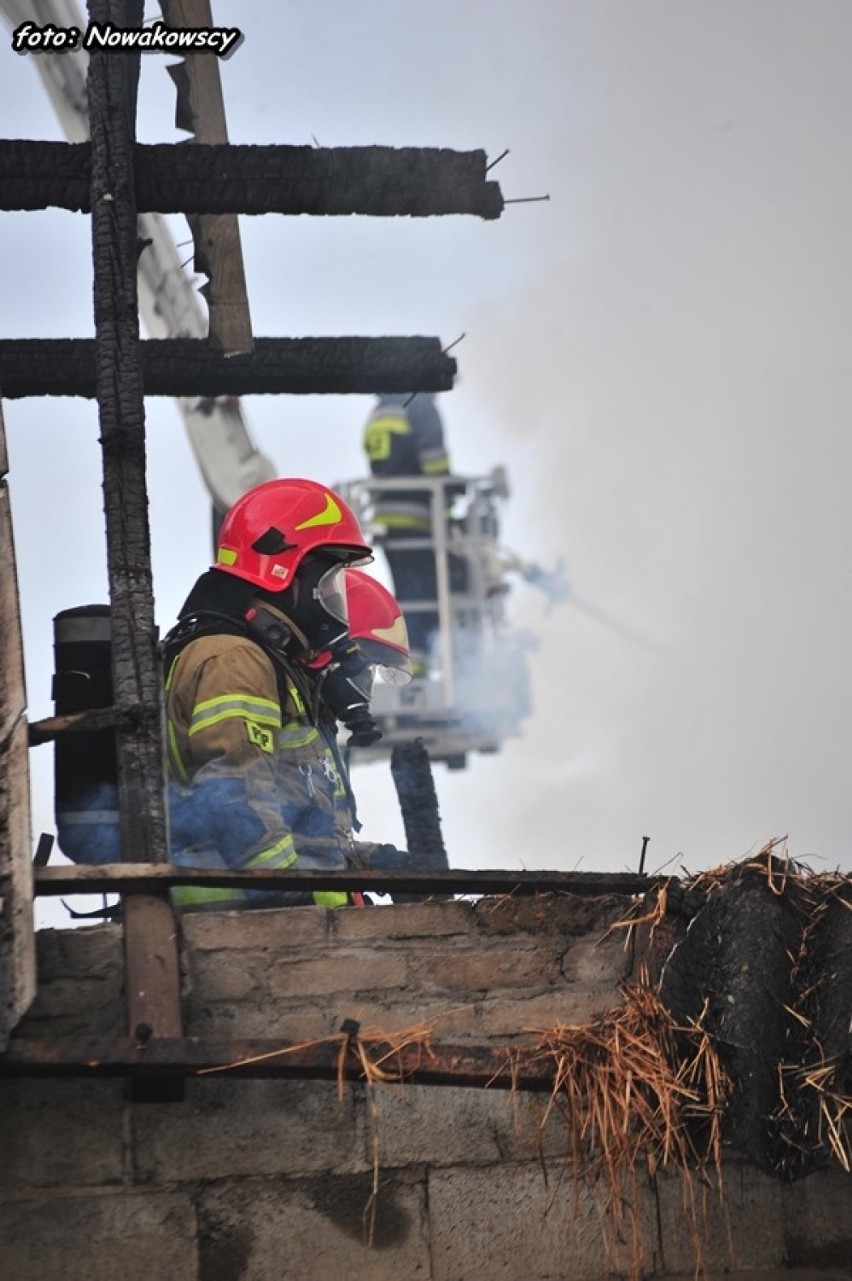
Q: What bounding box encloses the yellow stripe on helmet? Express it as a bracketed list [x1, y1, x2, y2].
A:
[295, 493, 342, 530]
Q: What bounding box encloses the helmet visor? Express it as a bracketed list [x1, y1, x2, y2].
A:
[377, 662, 412, 687]
[356, 635, 413, 686]
[313, 565, 349, 625]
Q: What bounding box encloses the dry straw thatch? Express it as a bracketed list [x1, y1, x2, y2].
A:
[517, 982, 729, 1277]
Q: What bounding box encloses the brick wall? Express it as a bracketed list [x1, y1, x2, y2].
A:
[1, 896, 849, 1280]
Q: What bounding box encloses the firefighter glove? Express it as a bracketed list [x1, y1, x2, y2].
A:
[359, 843, 410, 871]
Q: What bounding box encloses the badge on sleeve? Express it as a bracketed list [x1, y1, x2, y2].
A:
[246, 720, 275, 754]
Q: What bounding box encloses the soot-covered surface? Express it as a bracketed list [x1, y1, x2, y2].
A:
[658, 857, 851, 1178]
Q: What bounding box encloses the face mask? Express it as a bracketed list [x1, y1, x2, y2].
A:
[289, 560, 350, 651]
[319, 642, 382, 747]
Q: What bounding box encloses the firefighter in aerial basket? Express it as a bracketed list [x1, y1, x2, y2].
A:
[163, 477, 410, 912]
[362, 392, 467, 674]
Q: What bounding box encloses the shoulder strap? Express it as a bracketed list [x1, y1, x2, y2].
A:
[162, 606, 319, 728]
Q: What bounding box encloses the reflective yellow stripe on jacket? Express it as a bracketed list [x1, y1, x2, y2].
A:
[188, 693, 281, 737]
[419, 448, 451, 474]
[165, 657, 189, 783]
[279, 723, 321, 750]
[170, 832, 298, 910]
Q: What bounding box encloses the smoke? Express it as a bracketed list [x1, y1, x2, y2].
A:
[56, 784, 120, 866]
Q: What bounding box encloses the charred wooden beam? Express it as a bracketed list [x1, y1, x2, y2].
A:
[0, 1034, 552, 1090]
[135, 143, 505, 218]
[0, 337, 456, 398]
[34, 863, 655, 898]
[0, 141, 90, 211]
[89, 0, 168, 867]
[0, 141, 504, 219]
[28, 705, 136, 746]
[88, 0, 182, 1052]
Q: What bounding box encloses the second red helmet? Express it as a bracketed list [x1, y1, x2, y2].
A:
[346, 569, 412, 684]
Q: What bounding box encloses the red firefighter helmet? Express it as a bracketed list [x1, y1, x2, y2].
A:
[214, 478, 372, 592]
[346, 569, 412, 684]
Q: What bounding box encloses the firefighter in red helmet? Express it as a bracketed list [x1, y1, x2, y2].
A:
[162, 481, 409, 912]
[164, 478, 376, 910]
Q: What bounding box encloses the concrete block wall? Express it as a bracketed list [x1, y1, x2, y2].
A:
[178, 894, 630, 1043]
[2, 896, 850, 1280]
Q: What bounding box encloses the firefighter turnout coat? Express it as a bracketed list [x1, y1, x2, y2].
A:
[166, 631, 352, 910]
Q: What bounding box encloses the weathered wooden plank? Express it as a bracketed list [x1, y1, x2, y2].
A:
[0, 413, 36, 1051]
[189, 213, 253, 355]
[161, 0, 253, 356]
[0, 1034, 549, 1090]
[0, 141, 504, 218]
[88, 0, 182, 1048]
[122, 895, 183, 1039]
[0, 337, 457, 398]
[34, 863, 656, 899]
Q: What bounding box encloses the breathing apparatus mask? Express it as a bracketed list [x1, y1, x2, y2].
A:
[311, 633, 413, 749]
[314, 641, 382, 747]
[310, 573, 413, 746]
[250, 552, 381, 746]
[296, 563, 386, 746]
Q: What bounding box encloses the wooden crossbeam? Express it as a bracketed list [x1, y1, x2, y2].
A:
[0, 1033, 553, 1090]
[34, 864, 655, 899]
[0, 141, 504, 218]
[28, 706, 135, 746]
[0, 337, 457, 398]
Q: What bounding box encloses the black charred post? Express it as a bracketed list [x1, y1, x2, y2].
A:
[0, 337, 456, 398]
[0, 141, 504, 219]
[88, 0, 166, 867]
[390, 739, 449, 873]
[659, 860, 810, 1177]
[88, 0, 182, 1058]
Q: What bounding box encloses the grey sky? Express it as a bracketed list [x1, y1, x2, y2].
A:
[2, 2, 851, 931]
